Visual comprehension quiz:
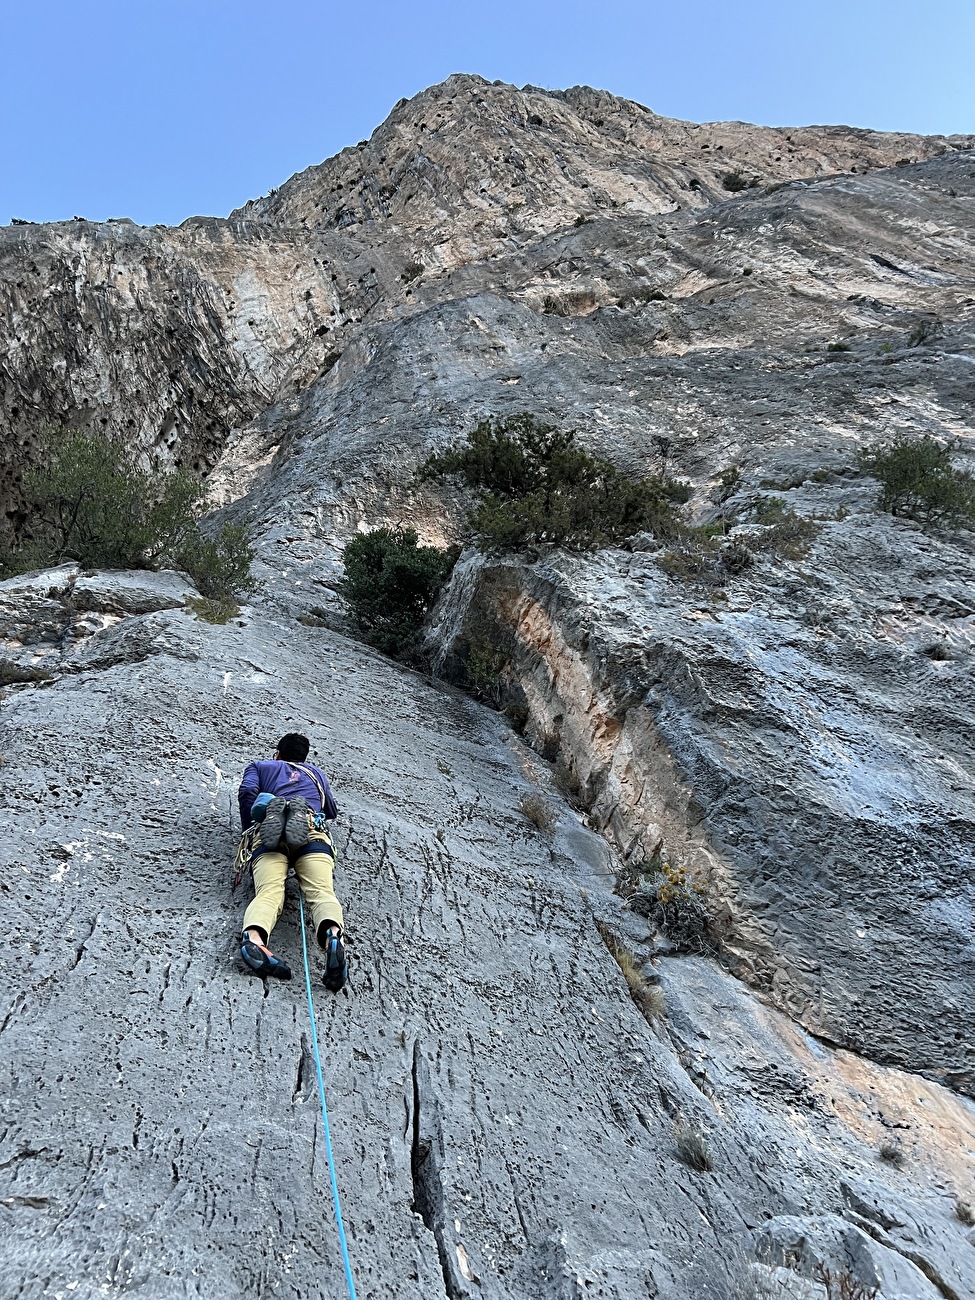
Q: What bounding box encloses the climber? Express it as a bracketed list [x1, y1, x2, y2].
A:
[236, 732, 347, 991]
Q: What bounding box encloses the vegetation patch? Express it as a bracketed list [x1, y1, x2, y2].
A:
[8, 428, 201, 573]
[657, 494, 819, 584]
[747, 497, 820, 559]
[421, 414, 690, 554]
[179, 522, 257, 602]
[812, 1266, 878, 1300]
[650, 861, 717, 955]
[907, 317, 943, 347]
[597, 921, 666, 1023]
[722, 170, 751, 193]
[186, 595, 240, 625]
[2, 427, 256, 598]
[340, 526, 457, 658]
[518, 791, 555, 833]
[878, 1137, 906, 1167]
[859, 435, 975, 529]
[463, 644, 509, 706]
[715, 464, 743, 501]
[673, 1119, 713, 1171]
[0, 660, 54, 687]
[657, 529, 723, 584]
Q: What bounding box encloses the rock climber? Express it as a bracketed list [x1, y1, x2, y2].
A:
[236, 732, 347, 991]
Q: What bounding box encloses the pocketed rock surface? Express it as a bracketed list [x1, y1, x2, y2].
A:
[0, 582, 972, 1300]
[1, 73, 974, 1300]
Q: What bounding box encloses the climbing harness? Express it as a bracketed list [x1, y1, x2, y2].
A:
[298, 892, 358, 1300]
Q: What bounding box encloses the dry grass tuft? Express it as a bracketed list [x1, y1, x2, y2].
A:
[596, 922, 667, 1023]
[878, 1137, 905, 1167]
[674, 1119, 713, 1171]
[186, 595, 240, 625]
[813, 1265, 878, 1300]
[518, 791, 555, 833]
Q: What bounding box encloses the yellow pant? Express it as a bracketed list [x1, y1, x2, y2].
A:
[242, 840, 343, 946]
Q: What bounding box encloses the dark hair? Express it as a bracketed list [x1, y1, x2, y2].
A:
[277, 733, 310, 762]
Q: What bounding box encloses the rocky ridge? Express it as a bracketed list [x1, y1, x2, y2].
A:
[0, 75, 973, 1299]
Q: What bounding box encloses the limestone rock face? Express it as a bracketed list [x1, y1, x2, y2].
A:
[1, 75, 973, 1300]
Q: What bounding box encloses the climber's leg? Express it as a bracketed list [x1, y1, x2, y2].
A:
[294, 834, 347, 992]
[240, 851, 292, 979]
[293, 835, 344, 936]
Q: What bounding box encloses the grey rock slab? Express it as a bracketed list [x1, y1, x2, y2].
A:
[0, 611, 753, 1298]
[755, 1214, 944, 1300]
[71, 569, 197, 616]
[840, 1177, 975, 1300]
[0, 564, 79, 647]
[423, 538, 975, 1093]
[3, 607, 973, 1297]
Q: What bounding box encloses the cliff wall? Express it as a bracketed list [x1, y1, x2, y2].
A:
[1, 75, 973, 1299]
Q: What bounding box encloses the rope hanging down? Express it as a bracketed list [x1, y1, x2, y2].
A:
[299, 894, 358, 1300]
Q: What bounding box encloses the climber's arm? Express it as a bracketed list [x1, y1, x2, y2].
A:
[238, 762, 262, 827]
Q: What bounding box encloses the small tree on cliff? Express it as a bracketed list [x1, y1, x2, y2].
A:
[340, 526, 457, 658]
[420, 413, 690, 553]
[6, 426, 256, 599]
[859, 435, 975, 529]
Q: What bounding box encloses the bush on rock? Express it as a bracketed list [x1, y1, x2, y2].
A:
[4, 427, 257, 597]
[859, 435, 975, 529]
[421, 413, 690, 553]
[340, 526, 457, 658]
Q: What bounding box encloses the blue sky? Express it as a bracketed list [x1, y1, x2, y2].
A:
[2, 0, 972, 227]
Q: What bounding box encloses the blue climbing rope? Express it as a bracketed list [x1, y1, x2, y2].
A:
[298, 894, 358, 1300]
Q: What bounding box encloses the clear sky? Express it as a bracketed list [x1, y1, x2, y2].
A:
[2, 0, 972, 227]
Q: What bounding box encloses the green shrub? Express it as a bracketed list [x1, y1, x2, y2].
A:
[464, 644, 509, 706]
[722, 170, 749, 193]
[340, 526, 457, 657]
[178, 522, 257, 601]
[747, 497, 820, 558]
[908, 317, 943, 347]
[421, 414, 690, 553]
[16, 428, 203, 571]
[657, 530, 722, 583]
[6, 428, 258, 596]
[859, 435, 975, 528]
[186, 595, 240, 625]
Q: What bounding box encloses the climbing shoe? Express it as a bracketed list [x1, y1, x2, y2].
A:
[240, 933, 292, 980]
[322, 929, 347, 993]
[259, 796, 287, 850]
[284, 796, 312, 852]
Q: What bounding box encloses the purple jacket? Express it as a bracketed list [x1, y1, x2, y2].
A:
[238, 759, 338, 827]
